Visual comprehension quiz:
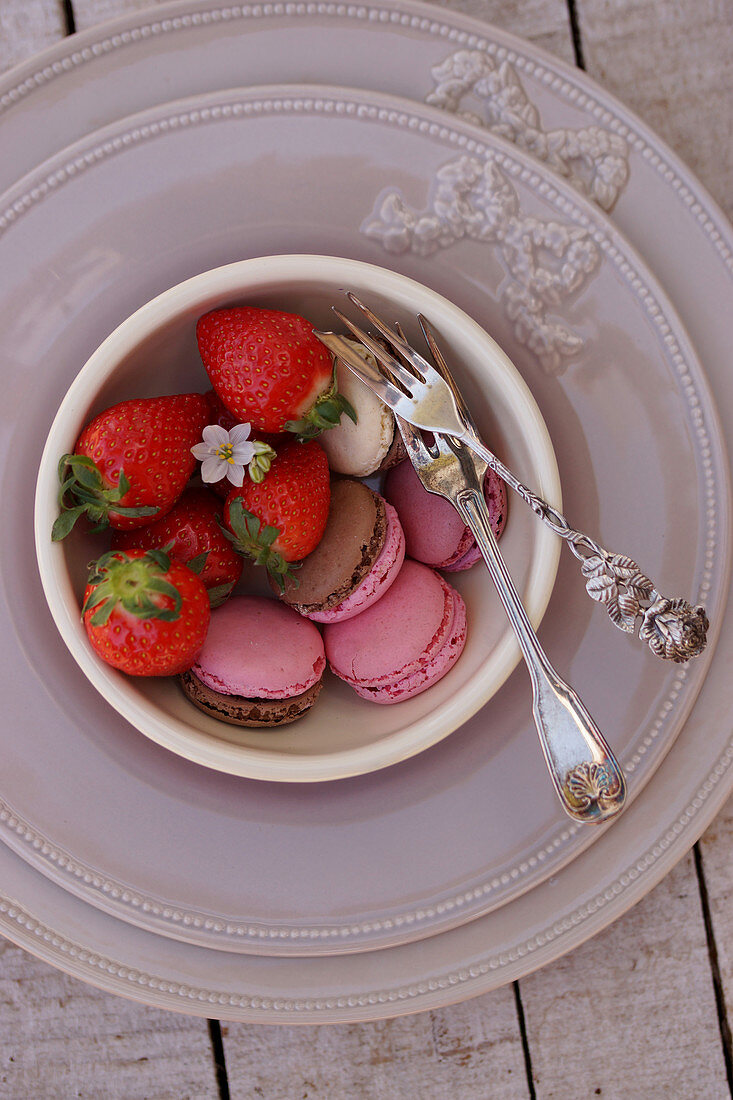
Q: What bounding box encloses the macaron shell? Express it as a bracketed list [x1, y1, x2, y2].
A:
[348, 586, 466, 704]
[192, 595, 325, 700]
[319, 359, 396, 476]
[309, 501, 405, 623]
[384, 459, 471, 568]
[179, 669, 323, 727]
[277, 479, 386, 612]
[384, 460, 508, 569]
[324, 560, 454, 688]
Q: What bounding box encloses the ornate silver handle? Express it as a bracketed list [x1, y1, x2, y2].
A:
[454, 485, 626, 824]
[466, 436, 708, 663]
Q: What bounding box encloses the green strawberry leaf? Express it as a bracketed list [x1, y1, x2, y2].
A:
[186, 552, 209, 575]
[224, 497, 296, 584]
[51, 505, 88, 542]
[207, 582, 235, 608]
[284, 363, 358, 441]
[53, 455, 160, 540]
[82, 549, 183, 625]
[89, 597, 117, 628]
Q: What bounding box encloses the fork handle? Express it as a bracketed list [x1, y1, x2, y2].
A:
[454, 486, 626, 824]
[463, 435, 708, 664]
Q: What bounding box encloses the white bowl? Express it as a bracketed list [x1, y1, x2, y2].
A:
[34, 255, 561, 782]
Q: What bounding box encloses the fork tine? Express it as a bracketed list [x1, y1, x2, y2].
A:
[345, 294, 421, 367]
[331, 307, 422, 392]
[394, 414, 436, 469]
[314, 329, 406, 412]
[391, 322, 423, 381]
[417, 314, 472, 425]
[344, 293, 438, 387]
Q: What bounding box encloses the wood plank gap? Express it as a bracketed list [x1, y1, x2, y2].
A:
[693, 842, 733, 1096]
[208, 1019, 231, 1100]
[565, 0, 586, 69]
[512, 981, 537, 1100]
[60, 0, 77, 35]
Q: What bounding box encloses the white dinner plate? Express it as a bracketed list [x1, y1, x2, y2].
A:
[0, 84, 728, 960]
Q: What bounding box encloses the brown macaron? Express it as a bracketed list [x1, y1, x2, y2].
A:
[274, 479, 406, 624]
[179, 595, 326, 728]
[179, 669, 323, 728]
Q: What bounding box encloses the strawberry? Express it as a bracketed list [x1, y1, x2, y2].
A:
[53, 393, 210, 540]
[223, 440, 330, 586]
[82, 548, 210, 676]
[204, 388, 240, 432]
[197, 307, 356, 440]
[112, 487, 243, 607]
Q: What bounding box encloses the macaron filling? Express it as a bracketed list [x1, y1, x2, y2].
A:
[308, 502, 405, 623]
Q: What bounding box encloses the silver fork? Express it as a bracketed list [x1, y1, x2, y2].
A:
[378, 322, 626, 824]
[315, 295, 708, 664]
[398, 420, 626, 823]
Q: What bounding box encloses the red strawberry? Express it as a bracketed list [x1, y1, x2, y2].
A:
[112, 487, 243, 607]
[82, 548, 210, 676]
[53, 393, 210, 540]
[223, 440, 330, 586]
[197, 307, 355, 439]
[204, 388, 241, 432]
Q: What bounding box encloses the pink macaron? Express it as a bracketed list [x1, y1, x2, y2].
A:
[324, 559, 467, 704]
[384, 459, 507, 571]
[276, 479, 405, 624]
[180, 595, 326, 726]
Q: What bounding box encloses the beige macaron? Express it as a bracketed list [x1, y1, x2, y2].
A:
[320, 347, 404, 476]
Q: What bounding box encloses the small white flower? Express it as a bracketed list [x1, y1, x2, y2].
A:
[191, 423, 256, 487]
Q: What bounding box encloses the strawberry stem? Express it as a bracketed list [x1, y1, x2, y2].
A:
[53, 454, 160, 540]
[82, 549, 183, 624]
[284, 364, 357, 441]
[222, 497, 298, 591]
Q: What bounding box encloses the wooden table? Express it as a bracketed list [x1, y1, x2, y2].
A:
[2, 1, 731, 1096]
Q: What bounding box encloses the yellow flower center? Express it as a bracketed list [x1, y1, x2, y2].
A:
[216, 443, 234, 463]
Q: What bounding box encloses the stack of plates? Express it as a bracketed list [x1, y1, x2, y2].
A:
[1, 0, 731, 1023]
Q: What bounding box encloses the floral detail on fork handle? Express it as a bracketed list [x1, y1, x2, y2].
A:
[482, 455, 708, 661]
[361, 157, 600, 375]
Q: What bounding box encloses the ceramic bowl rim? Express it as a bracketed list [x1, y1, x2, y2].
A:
[34, 254, 562, 782]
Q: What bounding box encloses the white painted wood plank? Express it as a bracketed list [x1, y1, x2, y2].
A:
[72, 0, 159, 30]
[520, 852, 729, 1099]
[576, 0, 733, 219]
[699, 793, 733, 1020]
[71, 0, 577, 64]
[221, 985, 530, 1099]
[0, 937, 219, 1099]
[0, 0, 66, 71]
[0, 12, 218, 1096]
[409, 0, 576, 64]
